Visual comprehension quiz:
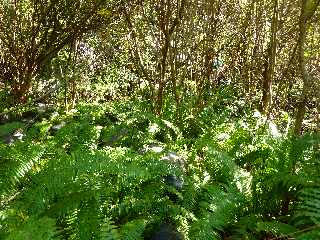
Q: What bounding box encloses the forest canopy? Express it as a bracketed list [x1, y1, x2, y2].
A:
[0, 0, 319, 239]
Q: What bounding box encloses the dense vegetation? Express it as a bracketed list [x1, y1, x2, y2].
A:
[0, 0, 319, 239]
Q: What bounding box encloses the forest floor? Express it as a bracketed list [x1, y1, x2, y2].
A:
[0, 101, 319, 240]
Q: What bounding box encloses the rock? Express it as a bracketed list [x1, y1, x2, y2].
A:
[217, 133, 230, 141]
[161, 152, 186, 171]
[164, 175, 184, 190]
[52, 122, 65, 131]
[2, 129, 24, 145]
[139, 143, 165, 154]
[106, 128, 128, 146]
[2, 134, 14, 144]
[150, 223, 183, 240]
[36, 103, 47, 113]
[161, 152, 179, 161]
[13, 129, 24, 140]
[0, 113, 10, 124]
[161, 152, 185, 202]
[21, 110, 37, 119]
[147, 144, 164, 153]
[105, 112, 119, 123]
[50, 122, 66, 134]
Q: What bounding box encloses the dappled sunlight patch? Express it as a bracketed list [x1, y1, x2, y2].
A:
[233, 168, 253, 196]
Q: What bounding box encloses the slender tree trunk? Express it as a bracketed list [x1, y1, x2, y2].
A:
[70, 39, 78, 109]
[169, 35, 181, 123]
[62, 65, 68, 111]
[155, 0, 186, 115]
[294, 0, 319, 134]
[11, 80, 30, 104]
[260, 0, 278, 115]
[122, 6, 154, 104]
[156, 35, 170, 115]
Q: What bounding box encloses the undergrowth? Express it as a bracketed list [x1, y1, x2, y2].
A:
[0, 101, 319, 239]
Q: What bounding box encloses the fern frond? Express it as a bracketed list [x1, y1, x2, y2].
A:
[294, 185, 320, 226]
[5, 216, 59, 240]
[188, 186, 240, 240]
[0, 142, 46, 203]
[120, 219, 146, 240]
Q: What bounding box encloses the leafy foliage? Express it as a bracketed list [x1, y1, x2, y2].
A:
[0, 0, 319, 239]
[0, 101, 319, 239]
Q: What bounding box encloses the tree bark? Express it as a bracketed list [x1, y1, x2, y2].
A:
[260, 0, 278, 115]
[294, 0, 320, 135]
[155, 0, 186, 115]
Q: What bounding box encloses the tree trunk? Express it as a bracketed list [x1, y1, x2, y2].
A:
[260, 0, 278, 115]
[11, 81, 31, 104]
[155, 0, 186, 115]
[294, 0, 319, 135]
[156, 35, 170, 115]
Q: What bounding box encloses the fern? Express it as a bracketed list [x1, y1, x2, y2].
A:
[188, 185, 241, 240]
[0, 212, 58, 240]
[1, 137, 183, 239]
[0, 142, 46, 202]
[99, 218, 121, 240]
[0, 122, 25, 139]
[1, 102, 319, 239]
[294, 185, 320, 226]
[120, 219, 147, 240]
